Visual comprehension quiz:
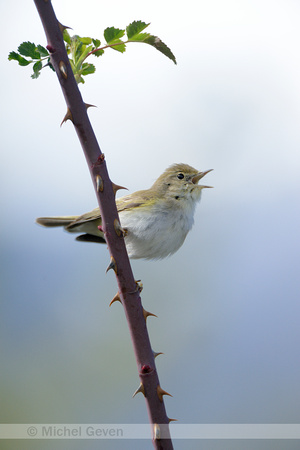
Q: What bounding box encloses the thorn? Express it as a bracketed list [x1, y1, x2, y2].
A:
[153, 423, 161, 440]
[85, 103, 97, 110]
[58, 21, 72, 34]
[109, 292, 122, 307]
[106, 256, 117, 275]
[132, 383, 145, 398]
[157, 385, 172, 402]
[142, 307, 157, 322]
[114, 219, 127, 237]
[60, 107, 73, 126]
[59, 61, 68, 79]
[153, 351, 164, 359]
[168, 418, 178, 423]
[111, 182, 128, 197]
[96, 174, 103, 192]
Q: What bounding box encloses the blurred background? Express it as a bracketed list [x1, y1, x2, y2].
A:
[1, 0, 300, 449]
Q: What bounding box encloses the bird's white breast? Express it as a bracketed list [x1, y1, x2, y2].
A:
[119, 197, 198, 260]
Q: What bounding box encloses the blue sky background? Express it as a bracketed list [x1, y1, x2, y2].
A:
[1, 1, 300, 449]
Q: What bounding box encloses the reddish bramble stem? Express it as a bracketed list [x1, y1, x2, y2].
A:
[33, 1, 173, 448]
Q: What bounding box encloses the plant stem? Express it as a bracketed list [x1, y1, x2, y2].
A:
[33, 1, 174, 448]
[86, 40, 130, 58]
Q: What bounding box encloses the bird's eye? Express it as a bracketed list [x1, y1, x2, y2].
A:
[177, 173, 184, 180]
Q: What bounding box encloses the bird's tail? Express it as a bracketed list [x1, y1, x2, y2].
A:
[36, 216, 78, 227]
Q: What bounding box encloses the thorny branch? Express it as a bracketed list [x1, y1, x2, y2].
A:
[33, 1, 174, 448]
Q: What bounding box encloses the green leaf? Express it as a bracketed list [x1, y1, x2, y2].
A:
[47, 57, 55, 71]
[63, 29, 71, 45]
[33, 60, 42, 71]
[8, 51, 31, 66]
[37, 45, 49, 57]
[104, 27, 125, 44]
[144, 35, 177, 64]
[92, 38, 100, 48]
[79, 37, 92, 44]
[93, 48, 104, 57]
[76, 74, 85, 84]
[18, 41, 40, 59]
[71, 36, 82, 61]
[127, 32, 151, 43]
[31, 60, 42, 79]
[126, 21, 150, 39]
[108, 40, 126, 53]
[76, 44, 93, 68]
[69, 59, 76, 73]
[81, 63, 96, 76]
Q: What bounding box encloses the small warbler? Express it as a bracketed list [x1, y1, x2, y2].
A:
[36, 163, 212, 260]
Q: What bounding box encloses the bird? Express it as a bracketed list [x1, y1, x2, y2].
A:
[36, 163, 212, 260]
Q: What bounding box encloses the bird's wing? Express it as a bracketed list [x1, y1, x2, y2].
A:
[65, 207, 101, 230]
[66, 190, 152, 231]
[116, 190, 153, 212]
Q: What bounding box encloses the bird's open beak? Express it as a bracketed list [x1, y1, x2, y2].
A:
[192, 169, 213, 188]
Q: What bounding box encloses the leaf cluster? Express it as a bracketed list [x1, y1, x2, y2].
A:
[104, 20, 177, 65]
[63, 30, 102, 84]
[8, 42, 53, 79]
[8, 20, 176, 83]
